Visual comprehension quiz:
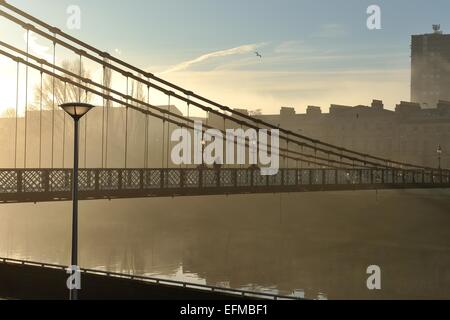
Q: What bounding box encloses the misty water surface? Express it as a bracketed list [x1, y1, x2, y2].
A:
[1, 189, 450, 299]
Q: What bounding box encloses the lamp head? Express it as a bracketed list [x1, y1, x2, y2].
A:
[437, 145, 443, 154]
[60, 103, 95, 120]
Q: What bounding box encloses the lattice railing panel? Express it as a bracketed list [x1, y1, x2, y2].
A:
[372, 170, 383, 184]
[361, 170, 371, 184]
[0, 171, 17, 193]
[184, 170, 199, 188]
[220, 170, 234, 187]
[268, 171, 282, 186]
[324, 170, 337, 185]
[383, 170, 393, 184]
[300, 170, 311, 185]
[393, 171, 404, 184]
[311, 170, 324, 185]
[123, 170, 141, 190]
[350, 170, 362, 184]
[165, 170, 181, 188]
[423, 172, 432, 184]
[99, 170, 119, 190]
[23, 170, 45, 193]
[403, 171, 414, 184]
[50, 170, 71, 192]
[284, 169, 297, 186]
[143, 170, 161, 189]
[253, 171, 267, 187]
[78, 170, 96, 191]
[337, 170, 350, 184]
[236, 170, 251, 187]
[202, 170, 218, 187]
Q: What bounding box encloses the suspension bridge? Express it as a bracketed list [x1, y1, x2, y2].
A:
[0, 1, 449, 204]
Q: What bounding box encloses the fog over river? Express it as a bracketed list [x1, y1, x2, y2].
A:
[1, 189, 450, 299]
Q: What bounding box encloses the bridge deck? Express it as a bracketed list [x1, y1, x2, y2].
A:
[0, 168, 449, 203]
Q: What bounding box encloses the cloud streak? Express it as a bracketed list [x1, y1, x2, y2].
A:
[311, 24, 347, 38]
[160, 43, 264, 75]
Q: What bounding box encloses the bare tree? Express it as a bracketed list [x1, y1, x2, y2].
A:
[0, 107, 16, 118]
[32, 58, 145, 111]
[33, 60, 93, 110]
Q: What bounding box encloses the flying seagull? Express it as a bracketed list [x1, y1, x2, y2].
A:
[255, 51, 262, 58]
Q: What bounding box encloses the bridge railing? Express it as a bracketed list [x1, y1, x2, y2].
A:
[0, 257, 297, 300]
[1, 168, 449, 197]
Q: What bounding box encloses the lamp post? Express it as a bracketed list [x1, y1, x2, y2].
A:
[437, 145, 443, 184]
[60, 103, 95, 300]
[437, 145, 442, 170]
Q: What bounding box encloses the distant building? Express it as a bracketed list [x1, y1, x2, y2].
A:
[411, 25, 450, 107]
[0, 105, 182, 168]
[217, 100, 450, 169]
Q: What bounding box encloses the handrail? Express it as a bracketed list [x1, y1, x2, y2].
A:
[1, 168, 449, 203]
[0, 257, 298, 300]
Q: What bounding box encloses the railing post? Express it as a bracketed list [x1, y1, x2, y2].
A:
[94, 170, 100, 192]
[234, 169, 238, 188]
[322, 169, 326, 185]
[180, 169, 185, 188]
[118, 170, 123, 190]
[334, 169, 338, 185]
[358, 169, 362, 185]
[160, 169, 165, 189]
[250, 169, 255, 188]
[369, 169, 373, 185]
[199, 169, 203, 189]
[280, 169, 285, 186]
[309, 169, 313, 185]
[43, 170, 50, 193]
[217, 169, 221, 188]
[17, 170, 23, 193]
[139, 169, 144, 190]
[66, 170, 71, 191]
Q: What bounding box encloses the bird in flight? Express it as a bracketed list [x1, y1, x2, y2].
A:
[255, 51, 262, 58]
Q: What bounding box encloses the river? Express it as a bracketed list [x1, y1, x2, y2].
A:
[1, 188, 450, 299]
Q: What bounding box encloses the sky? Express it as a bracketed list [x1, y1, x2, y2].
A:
[1, 0, 450, 115]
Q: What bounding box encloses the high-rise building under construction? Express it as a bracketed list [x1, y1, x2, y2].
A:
[411, 25, 450, 107]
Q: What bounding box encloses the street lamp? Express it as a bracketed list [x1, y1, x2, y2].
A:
[437, 145, 443, 170]
[60, 102, 95, 300]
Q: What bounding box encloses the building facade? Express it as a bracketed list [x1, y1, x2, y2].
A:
[411, 25, 450, 107]
[228, 100, 450, 169]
